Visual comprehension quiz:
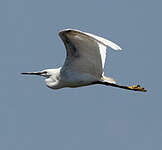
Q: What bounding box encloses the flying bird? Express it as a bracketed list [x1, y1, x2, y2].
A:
[22, 29, 146, 92]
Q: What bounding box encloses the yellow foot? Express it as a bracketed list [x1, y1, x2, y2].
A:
[128, 85, 147, 92]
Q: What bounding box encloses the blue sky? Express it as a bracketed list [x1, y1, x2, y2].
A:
[1, 0, 162, 149]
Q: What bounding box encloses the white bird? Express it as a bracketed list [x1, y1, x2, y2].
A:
[22, 29, 146, 92]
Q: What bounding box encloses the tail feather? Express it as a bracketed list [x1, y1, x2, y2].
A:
[102, 76, 116, 84]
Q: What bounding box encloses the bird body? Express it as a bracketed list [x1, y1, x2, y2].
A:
[41, 68, 95, 89]
[22, 29, 146, 92]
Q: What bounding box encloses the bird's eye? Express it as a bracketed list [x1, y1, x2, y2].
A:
[42, 71, 47, 74]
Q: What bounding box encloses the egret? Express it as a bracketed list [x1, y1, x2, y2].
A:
[22, 29, 146, 92]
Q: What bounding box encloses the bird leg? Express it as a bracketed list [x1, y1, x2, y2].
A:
[109, 83, 147, 92]
[127, 85, 147, 92]
[95, 81, 147, 92]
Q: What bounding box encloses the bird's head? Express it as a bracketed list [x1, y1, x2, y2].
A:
[21, 68, 61, 89]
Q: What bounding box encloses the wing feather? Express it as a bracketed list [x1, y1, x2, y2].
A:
[83, 32, 122, 50]
[59, 29, 121, 79]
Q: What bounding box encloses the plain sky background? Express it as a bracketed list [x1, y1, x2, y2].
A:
[1, 0, 162, 150]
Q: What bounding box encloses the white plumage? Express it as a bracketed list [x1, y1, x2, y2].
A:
[59, 29, 121, 84]
[22, 29, 146, 92]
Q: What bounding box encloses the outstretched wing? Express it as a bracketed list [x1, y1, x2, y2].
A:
[59, 29, 122, 79]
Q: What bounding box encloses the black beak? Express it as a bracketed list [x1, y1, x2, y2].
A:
[21, 72, 43, 76]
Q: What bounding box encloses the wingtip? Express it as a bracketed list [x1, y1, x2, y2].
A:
[59, 28, 123, 51]
[114, 46, 122, 51]
[111, 45, 122, 51]
[118, 47, 122, 51]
